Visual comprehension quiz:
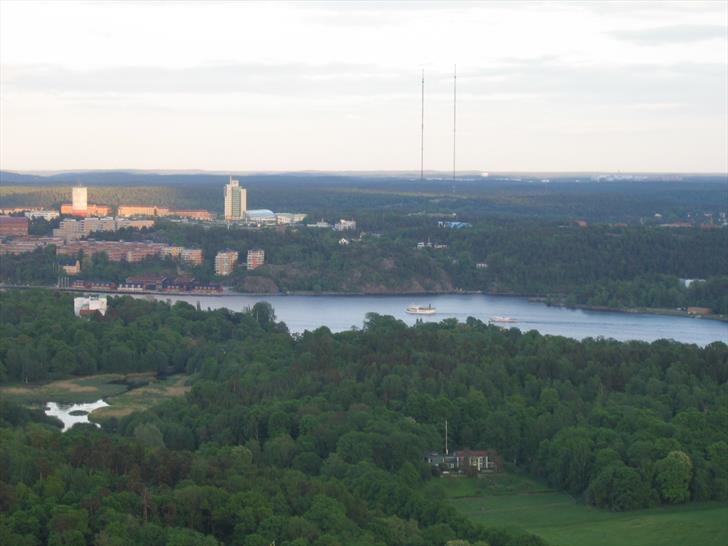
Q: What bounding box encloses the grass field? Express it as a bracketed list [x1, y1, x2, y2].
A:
[90, 374, 190, 422]
[444, 473, 728, 546]
[0, 373, 191, 422]
[0, 373, 133, 405]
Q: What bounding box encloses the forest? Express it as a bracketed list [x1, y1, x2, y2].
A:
[1, 291, 727, 545]
[4, 216, 725, 315]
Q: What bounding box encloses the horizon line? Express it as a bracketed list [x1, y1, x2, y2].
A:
[2, 168, 728, 177]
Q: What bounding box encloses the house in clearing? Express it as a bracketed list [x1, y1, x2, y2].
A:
[424, 449, 502, 473]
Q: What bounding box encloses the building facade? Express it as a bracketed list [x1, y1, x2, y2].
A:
[0, 237, 63, 255]
[180, 248, 203, 266]
[215, 250, 239, 276]
[53, 218, 154, 241]
[172, 210, 215, 221]
[117, 206, 214, 221]
[224, 177, 247, 221]
[117, 205, 169, 217]
[0, 216, 29, 237]
[24, 210, 60, 221]
[424, 449, 501, 473]
[60, 203, 112, 217]
[246, 249, 265, 270]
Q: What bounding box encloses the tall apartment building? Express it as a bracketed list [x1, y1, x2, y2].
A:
[72, 186, 88, 213]
[224, 177, 247, 221]
[246, 249, 265, 270]
[215, 250, 239, 276]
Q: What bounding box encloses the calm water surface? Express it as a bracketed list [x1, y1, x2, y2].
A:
[137, 293, 727, 346]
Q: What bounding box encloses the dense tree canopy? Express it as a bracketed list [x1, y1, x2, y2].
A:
[1, 292, 727, 545]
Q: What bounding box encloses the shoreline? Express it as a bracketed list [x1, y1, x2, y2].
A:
[2, 284, 726, 323]
[530, 297, 728, 324]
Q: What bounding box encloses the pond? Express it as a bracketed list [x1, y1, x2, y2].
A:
[45, 399, 109, 432]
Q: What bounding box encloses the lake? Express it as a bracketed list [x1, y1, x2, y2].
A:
[45, 400, 108, 431]
[134, 293, 728, 346]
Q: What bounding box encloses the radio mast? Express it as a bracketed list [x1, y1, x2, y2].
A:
[445, 419, 449, 455]
[420, 69, 425, 181]
[452, 64, 457, 192]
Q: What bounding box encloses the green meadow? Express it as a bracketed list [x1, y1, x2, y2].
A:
[444, 473, 728, 546]
[0, 372, 190, 421]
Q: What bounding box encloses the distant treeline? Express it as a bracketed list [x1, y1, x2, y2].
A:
[2, 172, 727, 222]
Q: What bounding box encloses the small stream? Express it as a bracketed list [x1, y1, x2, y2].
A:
[45, 400, 109, 431]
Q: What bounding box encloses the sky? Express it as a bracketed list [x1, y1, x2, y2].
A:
[1, 0, 727, 173]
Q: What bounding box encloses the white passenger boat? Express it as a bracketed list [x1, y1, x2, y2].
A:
[406, 304, 437, 315]
[489, 316, 517, 323]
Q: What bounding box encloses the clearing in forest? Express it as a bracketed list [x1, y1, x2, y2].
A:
[445, 473, 728, 546]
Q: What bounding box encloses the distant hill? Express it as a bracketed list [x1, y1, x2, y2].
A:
[3, 169, 726, 188]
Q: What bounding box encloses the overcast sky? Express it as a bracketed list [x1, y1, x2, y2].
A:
[1, 1, 726, 173]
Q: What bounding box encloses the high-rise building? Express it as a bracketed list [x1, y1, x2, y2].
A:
[72, 187, 88, 212]
[246, 249, 265, 270]
[215, 250, 239, 276]
[224, 177, 247, 221]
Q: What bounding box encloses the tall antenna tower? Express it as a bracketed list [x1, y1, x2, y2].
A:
[452, 64, 457, 192]
[445, 419, 449, 455]
[420, 69, 425, 181]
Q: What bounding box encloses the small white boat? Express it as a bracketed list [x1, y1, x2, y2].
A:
[406, 304, 437, 315]
[489, 315, 517, 324]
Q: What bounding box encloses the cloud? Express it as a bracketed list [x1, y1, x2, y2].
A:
[611, 24, 728, 45]
[0, 62, 413, 98]
[3, 57, 725, 116]
[461, 59, 727, 112]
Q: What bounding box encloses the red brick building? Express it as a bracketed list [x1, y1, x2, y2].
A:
[0, 216, 29, 237]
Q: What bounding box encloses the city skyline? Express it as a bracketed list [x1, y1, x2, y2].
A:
[1, 1, 727, 173]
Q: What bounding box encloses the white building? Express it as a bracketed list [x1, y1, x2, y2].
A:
[72, 186, 88, 212]
[25, 210, 60, 221]
[224, 177, 247, 221]
[74, 295, 107, 317]
[276, 213, 308, 225]
[334, 219, 357, 231]
[245, 209, 276, 226]
[307, 220, 331, 229]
